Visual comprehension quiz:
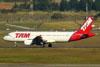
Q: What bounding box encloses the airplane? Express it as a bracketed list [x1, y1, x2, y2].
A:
[3, 17, 95, 47]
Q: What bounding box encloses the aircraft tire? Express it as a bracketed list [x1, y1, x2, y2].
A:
[48, 43, 52, 47]
[41, 42, 45, 47]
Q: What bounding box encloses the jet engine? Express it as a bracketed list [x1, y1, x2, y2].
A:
[24, 36, 44, 46]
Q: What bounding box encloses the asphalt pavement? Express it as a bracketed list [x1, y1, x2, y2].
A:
[0, 64, 100, 67]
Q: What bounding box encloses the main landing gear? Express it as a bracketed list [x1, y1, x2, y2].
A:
[48, 43, 52, 48]
[41, 42, 45, 48]
[41, 43, 52, 48]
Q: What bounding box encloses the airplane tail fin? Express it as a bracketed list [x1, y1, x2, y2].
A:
[77, 17, 93, 34]
[69, 17, 95, 42]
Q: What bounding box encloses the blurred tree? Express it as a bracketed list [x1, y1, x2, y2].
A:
[51, 3, 59, 11]
[38, 0, 49, 11]
[13, 3, 19, 8]
[19, 1, 29, 9]
[70, 0, 79, 11]
[87, 0, 94, 11]
[60, 0, 68, 11]
[8, 0, 100, 12]
[78, 0, 87, 11]
[93, 0, 100, 11]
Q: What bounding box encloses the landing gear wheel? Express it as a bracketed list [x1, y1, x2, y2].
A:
[41, 42, 45, 48]
[14, 42, 17, 47]
[14, 45, 17, 47]
[41, 44, 45, 47]
[48, 43, 52, 47]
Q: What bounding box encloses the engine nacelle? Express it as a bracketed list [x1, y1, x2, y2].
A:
[24, 39, 33, 45]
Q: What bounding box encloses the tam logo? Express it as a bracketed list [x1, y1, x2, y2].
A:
[16, 33, 30, 38]
[81, 18, 92, 31]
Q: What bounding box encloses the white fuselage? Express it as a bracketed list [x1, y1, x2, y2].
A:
[3, 31, 74, 43]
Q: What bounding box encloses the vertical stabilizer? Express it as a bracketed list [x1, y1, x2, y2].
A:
[69, 17, 95, 42]
[77, 17, 93, 34]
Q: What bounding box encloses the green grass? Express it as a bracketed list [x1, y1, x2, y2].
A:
[4, 20, 84, 31]
[3, 20, 99, 31]
[38, 21, 80, 31]
[8, 22, 42, 29]
[0, 23, 29, 31]
[0, 48, 100, 64]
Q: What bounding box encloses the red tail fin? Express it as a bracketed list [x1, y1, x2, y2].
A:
[77, 17, 93, 34]
[69, 17, 95, 42]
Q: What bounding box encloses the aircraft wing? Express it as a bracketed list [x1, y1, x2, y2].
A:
[24, 35, 55, 45]
[43, 38, 55, 43]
